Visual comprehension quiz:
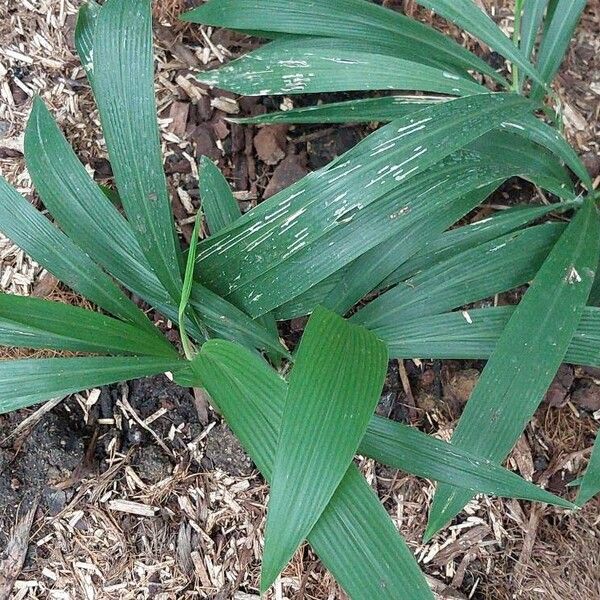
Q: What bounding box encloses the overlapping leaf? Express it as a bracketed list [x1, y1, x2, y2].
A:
[0, 294, 177, 358]
[93, 0, 183, 302]
[426, 199, 600, 538]
[197, 37, 486, 98]
[183, 0, 505, 83]
[195, 94, 535, 317]
[0, 356, 184, 414]
[377, 306, 600, 368]
[262, 307, 388, 590]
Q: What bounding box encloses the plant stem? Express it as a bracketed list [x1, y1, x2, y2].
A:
[179, 209, 204, 360]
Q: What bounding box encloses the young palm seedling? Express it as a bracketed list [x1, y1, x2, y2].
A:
[0, 0, 598, 598]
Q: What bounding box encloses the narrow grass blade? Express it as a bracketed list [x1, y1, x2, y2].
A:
[0, 294, 177, 358]
[233, 96, 444, 126]
[532, 0, 587, 99]
[0, 177, 153, 332]
[94, 0, 183, 302]
[576, 431, 600, 505]
[196, 94, 534, 317]
[199, 156, 241, 235]
[0, 356, 184, 414]
[198, 37, 486, 98]
[261, 307, 388, 590]
[412, 0, 544, 86]
[426, 199, 600, 539]
[182, 0, 505, 84]
[353, 223, 565, 329]
[378, 305, 600, 369]
[192, 340, 432, 600]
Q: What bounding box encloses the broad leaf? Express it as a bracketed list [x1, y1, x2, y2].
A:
[262, 307, 388, 590]
[413, 0, 544, 85]
[532, 0, 587, 99]
[191, 340, 432, 600]
[426, 199, 600, 539]
[74, 0, 100, 86]
[0, 356, 184, 414]
[196, 94, 535, 317]
[94, 0, 183, 302]
[354, 223, 565, 329]
[0, 294, 177, 358]
[0, 177, 155, 334]
[199, 156, 242, 235]
[520, 0, 549, 60]
[183, 0, 505, 84]
[377, 306, 600, 369]
[198, 37, 486, 98]
[25, 98, 283, 355]
[233, 96, 443, 126]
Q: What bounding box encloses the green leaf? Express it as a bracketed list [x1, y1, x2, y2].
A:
[261, 307, 388, 590]
[0, 294, 177, 358]
[377, 305, 600, 369]
[74, 0, 101, 87]
[93, 0, 183, 302]
[412, 0, 544, 86]
[196, 94, 535, 317]
[199, 156, 241, 235]
[576, 430, 600, 505]
[233, 96, 444, 126]
[0, 177, 154, 333]
[182, 0, 505, 84]
[426, 199, 600, 539]
[382, 201, 580, 290]
[24, 97, 174, 338]
[532, 0, 587, 99]
[0, 356, 184, 414]
[353, 223, 565, 329]
[184, 338, 573, 597]
[363, 416, 573, 508]
[24, 98, 282, 355]
[198, 37, 486, 98]
[520, 0, 549, 60]
[192, 340, 432, 600]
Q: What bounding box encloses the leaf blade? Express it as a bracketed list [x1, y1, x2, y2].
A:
[426, 199, 600, 538]
[261, 307, 388, 589]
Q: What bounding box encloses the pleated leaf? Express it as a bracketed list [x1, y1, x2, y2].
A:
[262, 307, 388, 590]
[233, 96, 444, 126]
[354, 223, 565, 330]
[93, 0, 183, 302]
[24, 98, 284, 356]
[520, 0, 549, 60]
[532, 0, 587, 99]
[191, 340, 432, 600]
[74, 0, 100, 86]
[382, 201, 580, 289]
[426, 199, 600, 539]
[199, 156, 241, 235]
[0, 294, 177, 358]
[185, 338, 573, 598]
[413, 0, 544, 85]
[378, 306, 600, 369]
[0, 177, 155, 334]
[182, 0, 504, 84]
[196, 94, 534, 317]
[198, 37, 486, 98]
[0, 356, 184, 414]
[576, 431, 600, 506]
